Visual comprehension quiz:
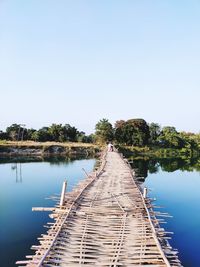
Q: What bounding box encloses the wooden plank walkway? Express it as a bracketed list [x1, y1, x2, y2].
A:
[17, 151, 181, 267]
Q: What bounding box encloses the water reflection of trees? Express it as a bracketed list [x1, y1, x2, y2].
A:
[0, 155, 95, 165]
[128, 156, 200, 180]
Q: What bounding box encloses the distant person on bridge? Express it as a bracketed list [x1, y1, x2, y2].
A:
[107, 142, 113, 152]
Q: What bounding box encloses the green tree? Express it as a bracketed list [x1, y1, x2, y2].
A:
[32, 127, 51, 142]
[114, 119, 150, 146]
[0, 130, 8, 140]
[162, 126, 177, 135]
[63, 124, 78, 142]
[95, 119, 114, 143]
[27, 128, 37, 141]
[48, 124, 65, 142]
[158, 126, 185, 148]
[115, 120, 126, 144]
[6, 124, 21, 141]
[179, 132, 198, 150]
[149, 123, 161, 145]
[76, 131, 94, 143]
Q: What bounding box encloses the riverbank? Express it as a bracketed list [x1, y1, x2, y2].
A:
[117, 145, 200, 158]
[0, 141, 100, 156]
[2, 141, 199, 159]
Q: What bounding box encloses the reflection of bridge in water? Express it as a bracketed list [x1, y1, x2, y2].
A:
[16, 151, 181, 267]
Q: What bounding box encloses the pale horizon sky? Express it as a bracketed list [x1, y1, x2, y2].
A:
[0, 1, 200, 134]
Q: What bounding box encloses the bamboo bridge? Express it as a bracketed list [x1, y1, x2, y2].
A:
[16, 150, 182, 267]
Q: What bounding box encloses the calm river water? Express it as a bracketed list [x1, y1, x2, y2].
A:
[130, 157, 200, 267]
[0, 156, 96, 267]
[0, 156, 200, 267]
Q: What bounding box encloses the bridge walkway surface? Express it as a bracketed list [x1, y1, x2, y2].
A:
[17, 151, 181, 267]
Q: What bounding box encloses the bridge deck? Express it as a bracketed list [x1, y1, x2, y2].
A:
[17, 151, 181, 267]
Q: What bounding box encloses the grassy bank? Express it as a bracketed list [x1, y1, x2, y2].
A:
[0, 141, 100, 156]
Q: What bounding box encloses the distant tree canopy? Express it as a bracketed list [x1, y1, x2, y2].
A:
[0, 123, 94, 143]
[114, 119, 200, 150]
[6, 124, 21, 141]
[115, 119, 150, 146]
[157, 128, 198, 150]
[157, 127, 184, 148]
[0, 119, 200, 150]
[148, 123, 161, 145]
[95, 119, 114, 143]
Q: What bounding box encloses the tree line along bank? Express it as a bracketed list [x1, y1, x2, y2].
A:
[0, 119, 200, 152]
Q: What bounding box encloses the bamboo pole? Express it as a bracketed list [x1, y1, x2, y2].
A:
[59, 180, 67, 207]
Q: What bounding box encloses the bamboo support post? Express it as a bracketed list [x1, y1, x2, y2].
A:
[59, 180, 67, 207]
[143, 187, 148, 199]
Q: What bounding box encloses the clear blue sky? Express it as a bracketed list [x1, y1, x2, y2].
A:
[0, 0, 200, 134]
